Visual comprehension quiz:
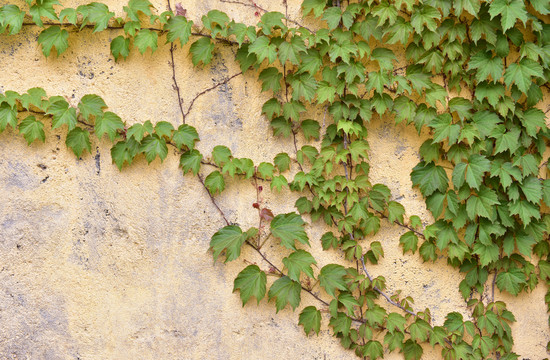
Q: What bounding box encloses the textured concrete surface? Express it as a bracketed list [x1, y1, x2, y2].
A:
[0, 0, 548, 359]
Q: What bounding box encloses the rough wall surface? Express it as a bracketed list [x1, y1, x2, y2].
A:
[0, 0, 548, 359]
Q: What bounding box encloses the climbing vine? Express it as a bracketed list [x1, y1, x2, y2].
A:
[1, 0, 549, 358]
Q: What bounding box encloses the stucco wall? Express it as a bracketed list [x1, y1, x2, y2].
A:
[0, 0, 548, 359]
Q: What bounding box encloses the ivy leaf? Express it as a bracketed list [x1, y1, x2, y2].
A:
[429, 113, 460, 144]
[520, 176, 542, 204]
[249, 36, 277, 64]
[18, 116, 45, 145]
[290, 74, 318, 102]
[210, 225, 247, 263]
[1, 5, 25, 35]
[110, 36, 131, 61]
[172, 124, 199, 150]
[411, 161, 449, 196]
[271, 174, 288, 191]
[388, 201, 405, 224]
[349, 140, 370, 163]
[78, 94, 107, 121]
[370, 48, 396, 70]
[323, 7, 343, 30]
[283, 250, 317, 282]
[409, 318, 431, 342]
[47, 100, 77, 130]
[365, 305, 387, 326]
[81, 2, 114, 33]
[492, 125, 521, 154]
[95, 111, 123, 141]
[37, 26, 69, 57]
[111, 138, 139, 170]
[165, 16, 193, 46]
[270, 213, 310, 250]
[0, 103, 17, 131]
[318, 264, 347, 297]
[262, 98, 282, 119]
[205, 170, 225, 194]
[403, 340, 423, 360]
[496, 267, 525, 295]
[299, 306, 322, 335]
[503, 59, 544, 93]
[298, 49, 323, 75]
[362, 340, 384, 359]
[66, 127, 91, 157]
[124, 0, 153, 22]
[283, 100, 306, 121]
[212, 145, 232, 166]
[153, 121, 174, 139]
[384, 331, 405, 351]
[259, 67, 282, 93]
[410, 4, 440, 33]
[519, 108, 545, 137]
[489, 0, 528, 31]
[453, 155, 491, 190]
[134, 29, 158, 54]
[468, 52, 503, 83]
[466, 187, 500, 219]
[279, 36, 306, 65]
[400, 231, 419, 254]
[372, 1, 398, 26]
[190, 37, 215, 66]
[29, 0, 59, 28]
[233, 265, 267, 305]
[274, 152, 291, 172]
[509, 199, 540, 225]
[268, 276, 302, 312]
[180, 149, 202, 175]
[454, 0, 481, 16]
[490, 160, 522, 190]
[301, 119, 320, 140]
[127, 120, 153, 142]
[139, 135, 168, 163]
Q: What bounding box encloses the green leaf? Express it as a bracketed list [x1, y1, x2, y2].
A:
[259, 67, 282, 93]
[283, 100, 306, 121]
[496, 267, 525, 295]
[259, 11, 287, 35]
[411, 161, 449, 196]
[37, 26, 69, 57]
[268, 276, 302, 312]
[173, 124, 199, 150]
[95, 111, 123, 141]
[262, 98, 282, 119]
[372, 1, 398, 26]
[384, 331, 405, 351]
[0, 103, 17, 131]
[468, 52, 503, 83]
[429, 113, 460, 144]
[124, 0, 152, 21]
[520, 176, 542, 204]
[233, 265, 267, 305]
[271, 174, 288, 191]
[154, 121, 174, 139]
[370, 48, 396, 70]
[212, 145, 232, 166]
[409, 318, 431, 342]
[81, 2, 114, 33]
[454, 0, 480, 16]
[270, 213, 310, 250]
[400, 231, 419, 254]
[410, 4, 440, 33]
[489, 0, 528, 31]
[299, 306, 322, 335]
[298, 49, 323, 75]
[29, 0, 59, 28]
[283, 250, 316, 282]
[190, 37, 215, 66]
[18, 116, 45, 145]
[78, 94, 107, 121]
[509, 199, 540, 225]
[466, 186, 500, 219]
[519, 108, 546, 137]
[453, 155, 491, 190]
[388, 201, 405, 224]
[111, 138, 139, 170]
[165, 16, 193, 46]
[403, 340, 423, 360]
[449, 97, 473, 120]
[59, 8, 77, 25]
[492, 125, 521, 154]
[290, 74, 318, 102]
[66, 127, 91, 157]
[362, 340, 384, 359]
[274, 153, 291, 172]
[110, 36, 131, 60]
[1, 5, 25, 34]
[490, 160, 522, 190]
[205, 170, 225, 194]
[139, 135, 167, 163]
[330, 312, 352, 336]
[302, 0, 327, 17]
[419, 240, 437, 262]
[386, 312, 407, 333]
[319, 264, 347, 298]
[47, 100, 77, 130]
[301, 119, 320, 140]
[180, 149, 202, 175]
[257, 162, 275, 179]
[323, 7, 343, 30]
[504, 59, 544, 93]
[134, 29, 158, 54]
[249, 36, 277, 64]
[349, 140, 370, 163]
[210, 225, 247, 263]
[127, 120, 153, 142]
[278, 36, 306, 65]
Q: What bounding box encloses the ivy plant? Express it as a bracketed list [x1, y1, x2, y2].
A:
[0, 0, 549, 358]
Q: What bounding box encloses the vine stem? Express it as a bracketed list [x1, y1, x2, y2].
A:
[360, 255, 418, 317]
[167, 0, 186, 124]
[184, 72, 242, 118]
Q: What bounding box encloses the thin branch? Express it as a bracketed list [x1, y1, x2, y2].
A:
[167, 0, 186, 124]
[491, 269, 497, 304]
[184, 72, 242, 118]
[219, 0, 314, 32]
[197, 174, 231, 226]
[360, 255, 418, 317]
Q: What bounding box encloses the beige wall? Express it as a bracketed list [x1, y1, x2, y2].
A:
[0, 0, 548, 359]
